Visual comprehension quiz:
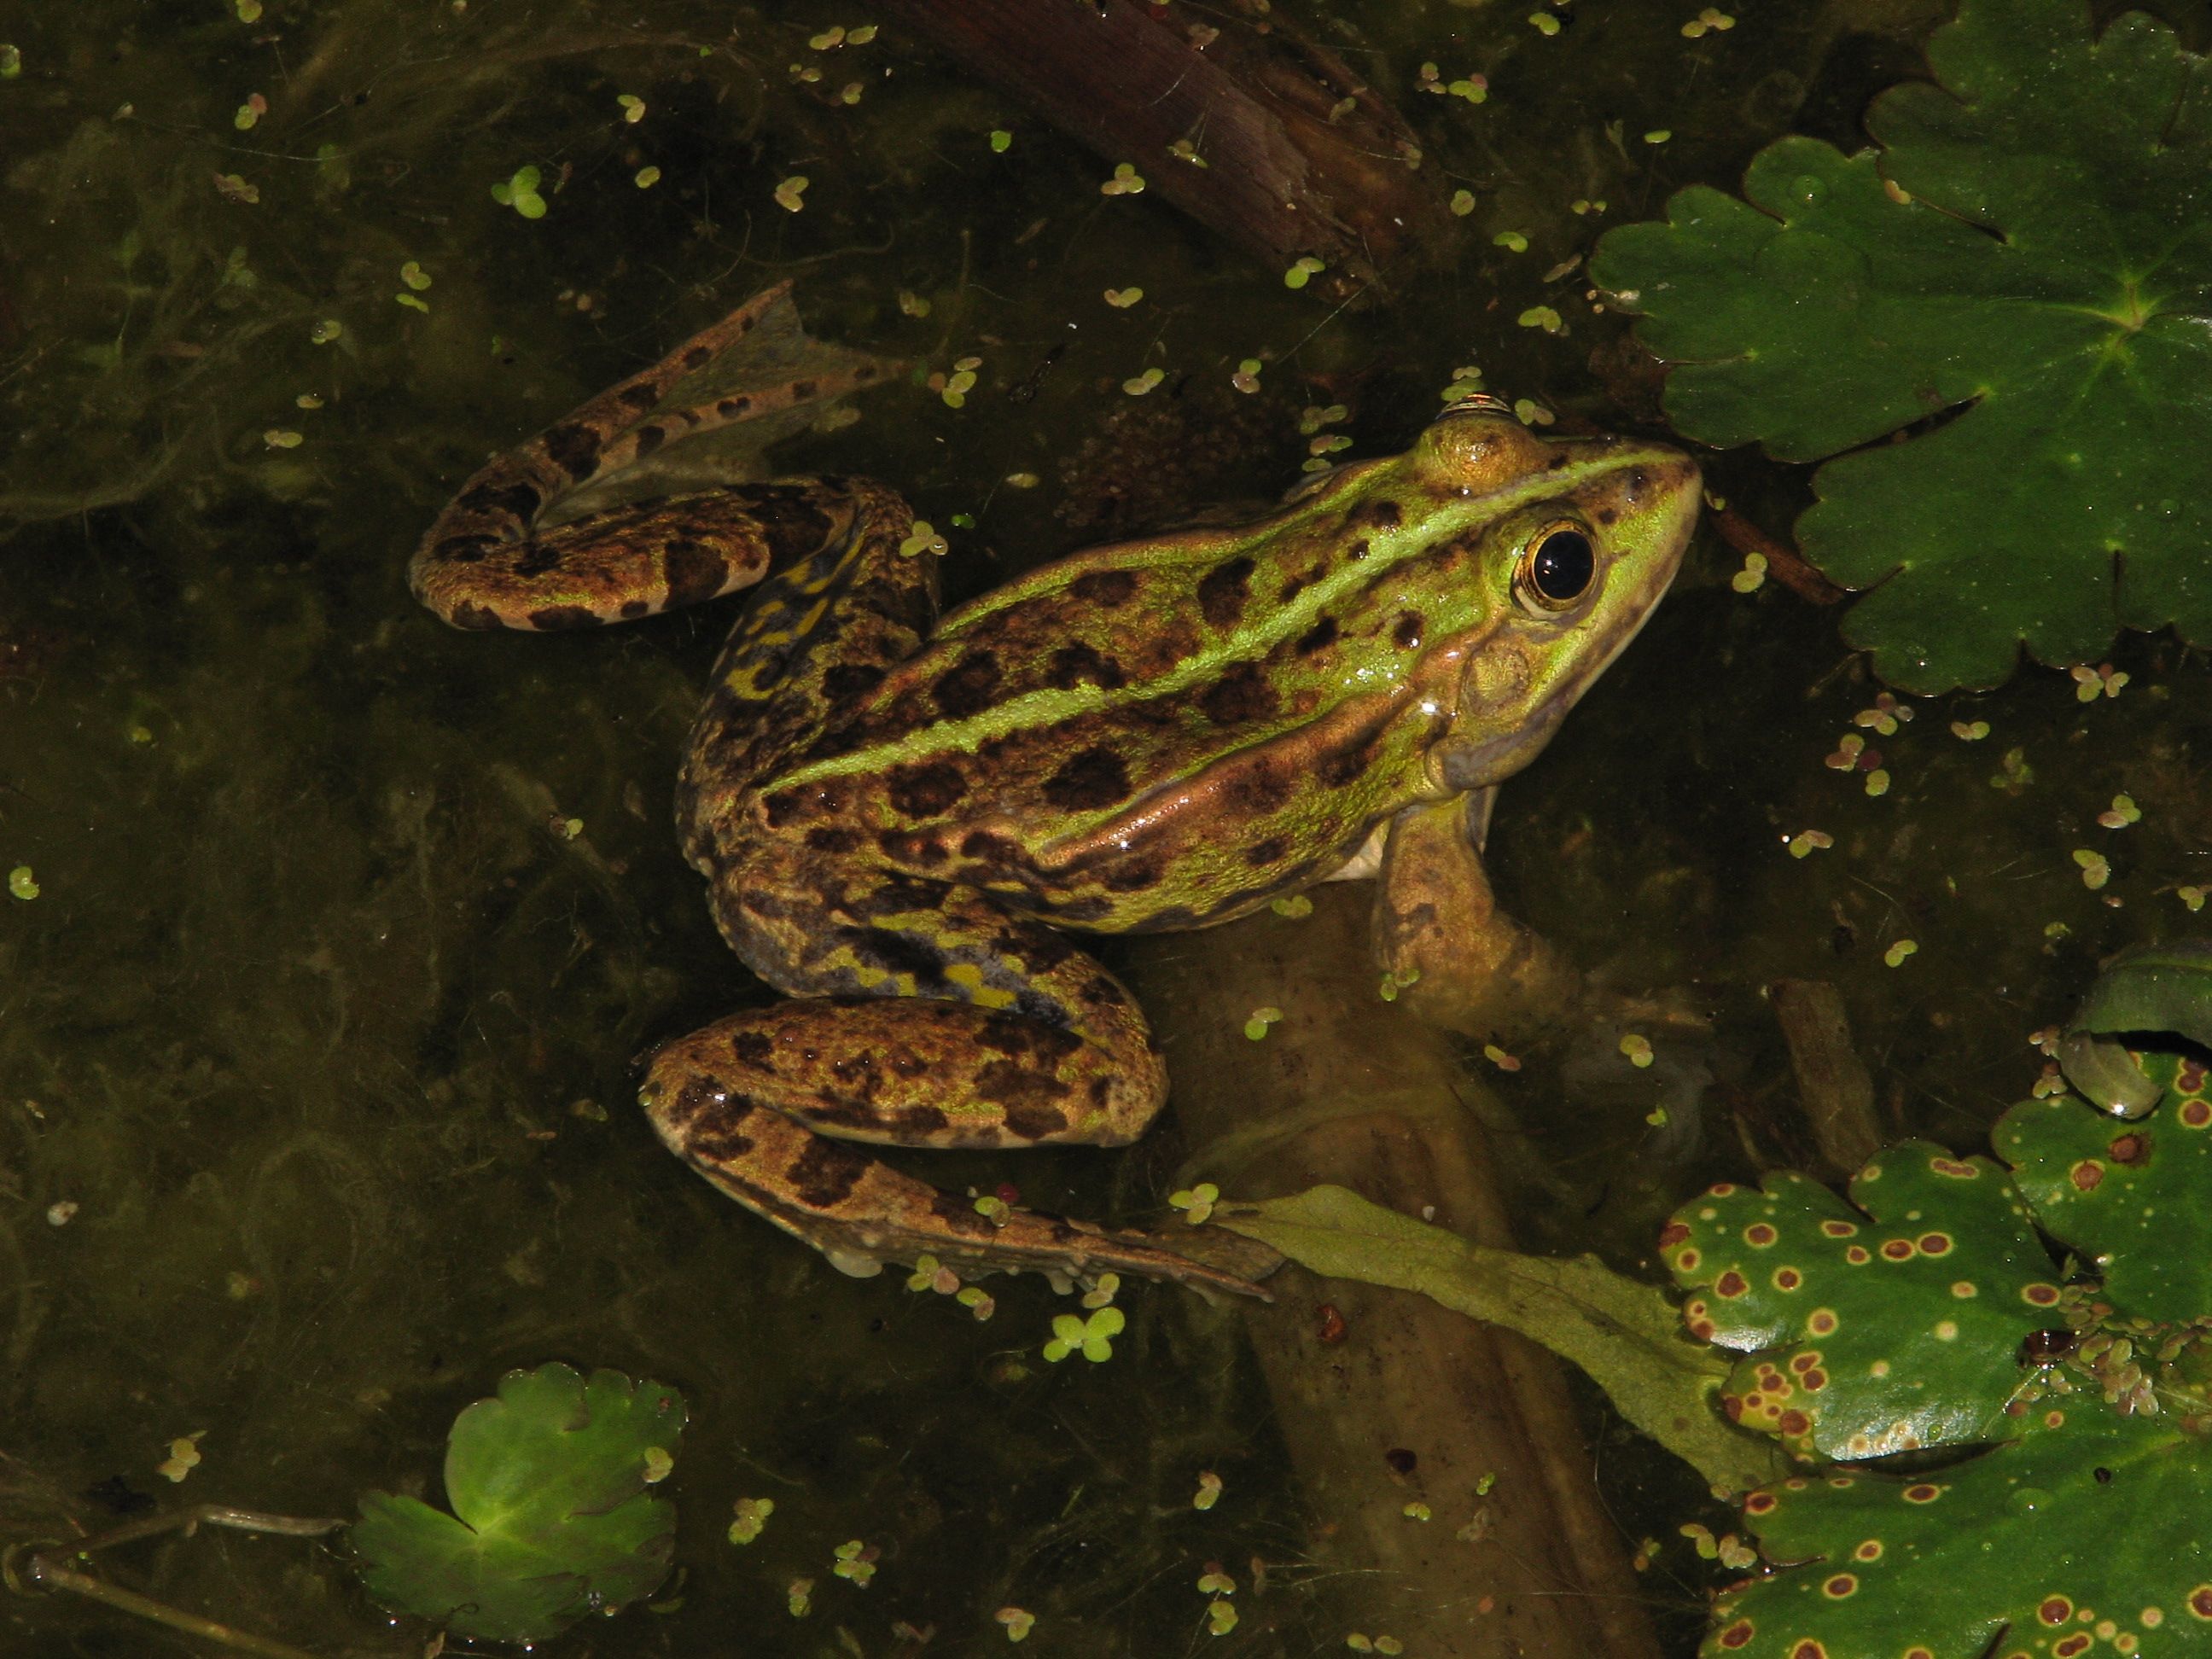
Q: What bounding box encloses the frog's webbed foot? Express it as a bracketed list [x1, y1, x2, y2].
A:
[642, 1017, 1277, 1300]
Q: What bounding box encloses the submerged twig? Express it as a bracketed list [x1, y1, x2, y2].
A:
[9, 1503, 346, 1659]
[1769, 978, 1885, 1175]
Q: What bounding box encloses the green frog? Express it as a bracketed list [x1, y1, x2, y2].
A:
[412, 285, 1700, 1296]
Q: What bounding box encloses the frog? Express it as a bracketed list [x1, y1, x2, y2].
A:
[411, 284, 1701, 1297]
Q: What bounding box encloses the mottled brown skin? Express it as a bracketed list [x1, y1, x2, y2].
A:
[411, 286, 1701, 1294]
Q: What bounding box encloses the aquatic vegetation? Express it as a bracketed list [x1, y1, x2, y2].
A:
[1592, 0, 2212, 692]
[1668, 1041, 2212, 1656]
[1231, 943, 2212, 1656]
[352, 1364, 685, 1643]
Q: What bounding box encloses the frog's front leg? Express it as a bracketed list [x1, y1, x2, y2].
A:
[1371, 795, 1580, 1039]
[642, 858, 1272, 1296]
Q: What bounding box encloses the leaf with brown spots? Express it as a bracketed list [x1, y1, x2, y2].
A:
[2000, 1049, 2212, 1323]
[1665, 1150, 2059, 1464]
[1710, 1417, 2205, 1659]
[1670, 1040, 2212, 1656]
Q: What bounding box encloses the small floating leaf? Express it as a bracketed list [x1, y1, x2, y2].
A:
[351, 1364, 685, 1643]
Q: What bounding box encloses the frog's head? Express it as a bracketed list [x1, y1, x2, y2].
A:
[1391, 398, 1700, 794]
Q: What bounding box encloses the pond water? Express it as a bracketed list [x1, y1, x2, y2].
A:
[3, 3, 2204, 1655]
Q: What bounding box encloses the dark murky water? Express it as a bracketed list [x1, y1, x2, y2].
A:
[3, 3, 2203, 1654]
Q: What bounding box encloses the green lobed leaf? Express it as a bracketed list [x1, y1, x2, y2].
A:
[1589, 0, 2212, 693]
[1219, 1184, 1780, 1494]
[1999, 1051, 2212, 1324]
[1708, 1417, 2212, 1659]
[350, 1363, 686, 1643]
[2069, 940, 2212, 1055]
[1663, 1149, 2064, 1461]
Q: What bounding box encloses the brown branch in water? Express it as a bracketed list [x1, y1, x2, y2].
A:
[1713, 506, 1847, 605]
[1768, 979, 1885, 1178]
[873, 0, 1453, 305]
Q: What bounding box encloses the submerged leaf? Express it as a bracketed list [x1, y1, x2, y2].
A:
[1219, 1185, 1774, 1493]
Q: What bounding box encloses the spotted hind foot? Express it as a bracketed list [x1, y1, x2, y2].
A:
[410, 283, 899, 630]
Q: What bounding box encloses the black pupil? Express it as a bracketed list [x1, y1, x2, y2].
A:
[1531, 529, 1594, 602]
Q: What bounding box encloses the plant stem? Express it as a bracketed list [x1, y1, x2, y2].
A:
[12, 1503, 346, 1659]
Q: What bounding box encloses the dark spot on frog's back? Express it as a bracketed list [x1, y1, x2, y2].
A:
[456, 479, 543, 524]
[1352, 498, 1401, 532]
[1041, 747, 1132, 811]
[932, 650, 1002, 719]
[528, 604, 598, 631]
[1245, 835, 1289, 866]
[821, 662, 886, 705]
[685, 1114, 757, 1165]
[716, 395, 753, 417]
[1320, 742, 1375, 788]
[1196, 556, 1255, 628]
[959, 828, 1021, 868]
[1103, 859, 1162, 892]
[787, 1137, 870, 1208]
[761, 784, 843, 829]
[848, 871, 945, 922]
[1296, 616, 1338, 655]
[1069, 568, 1138, 607]
[887, 760, 968, 819]
[876, 829, 949, 867]
[1394, 612, 1424, 649]
[1045, 643, 1126, 691]
[1199, 662, 1279, 727]
[1228, 761, 1293, 815]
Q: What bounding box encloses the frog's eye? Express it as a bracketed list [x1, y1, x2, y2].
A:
[1514, 520, 1597, 613]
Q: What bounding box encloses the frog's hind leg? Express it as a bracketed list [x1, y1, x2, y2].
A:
[642, 866, 1270, 1295]
[410, 282, 896, 631]
[645, 1027, 1267, 1295]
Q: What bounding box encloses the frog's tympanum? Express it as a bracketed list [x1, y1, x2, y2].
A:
[412, 286, 1700, 1295]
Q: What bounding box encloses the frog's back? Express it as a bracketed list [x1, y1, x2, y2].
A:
[738, 498, 1464, 930]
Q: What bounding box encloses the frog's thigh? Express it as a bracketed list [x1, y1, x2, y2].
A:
[1371, 795, 1574, 1039]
